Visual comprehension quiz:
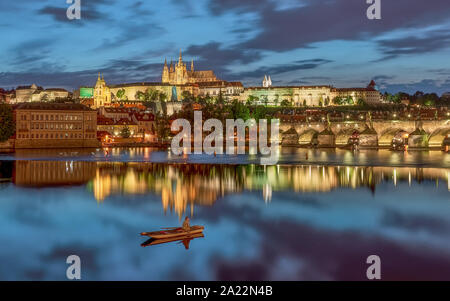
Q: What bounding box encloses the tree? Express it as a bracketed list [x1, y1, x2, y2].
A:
[424, 98, 436, 107]
[120, 126, 131, 138]
[0, 104, 15, 142]
[281, 99, 290, 107]
[230, 100, 250, 120]
[116, 89, 127, 101]
[135, 91, 146, 101]
[159, 91, 167, 102]
[155, 113, 171, 143]
[251, 105, 268, 122]
[246, 95, 258, 106]
[181, 91, 193, 102]
[332, 96, 343, 105]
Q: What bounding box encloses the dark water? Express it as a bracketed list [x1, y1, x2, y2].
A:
[0, 148, 449, 280]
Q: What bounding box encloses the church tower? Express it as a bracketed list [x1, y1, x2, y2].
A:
[191, 59, 194, 72]
[94, 73, 111, 109]
[162, 58, 169, 83]
[175, 49, 188, 84]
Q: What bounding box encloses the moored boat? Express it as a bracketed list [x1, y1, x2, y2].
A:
[140, 225, 204, 239]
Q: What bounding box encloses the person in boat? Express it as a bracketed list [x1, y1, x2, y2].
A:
[182, 216, 190, 232]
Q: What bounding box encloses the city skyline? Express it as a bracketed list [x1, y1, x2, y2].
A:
[1, 0, 450, 94]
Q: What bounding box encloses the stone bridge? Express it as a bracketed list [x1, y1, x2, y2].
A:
[280, 119, 450, 148]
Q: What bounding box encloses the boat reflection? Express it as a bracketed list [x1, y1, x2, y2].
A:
[141, 233, 205, 249]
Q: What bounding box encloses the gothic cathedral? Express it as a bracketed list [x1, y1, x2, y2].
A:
[162, 50, 219, 85]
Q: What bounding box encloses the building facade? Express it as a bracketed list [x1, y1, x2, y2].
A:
[240, 80, 381, 107]
[14, 84, 69, 103]
[94, 74, 111, 108]
[162, 50, 219, 85]
[14, 103, 100, 149]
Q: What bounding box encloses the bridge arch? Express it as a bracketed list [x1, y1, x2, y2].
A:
[428, 127, 450, 148]
[379, 128, 408, 147]
[298, 129, 318, 146]
[281, 128, 300, 146]
[335, 129, 360, 146]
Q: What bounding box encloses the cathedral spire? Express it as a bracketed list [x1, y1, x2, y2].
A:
[164, 58, 167, 67]
[179, 49, 183, 65]
[191, 59, 194, 72]
[98, 72, 101, 80]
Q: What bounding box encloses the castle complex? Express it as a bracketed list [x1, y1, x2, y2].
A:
[6, 50, 383, 110]
[162, 50, 219, 85]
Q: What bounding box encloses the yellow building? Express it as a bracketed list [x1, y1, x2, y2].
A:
[94, 73, 111, 108]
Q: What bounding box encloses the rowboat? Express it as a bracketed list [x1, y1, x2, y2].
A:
[141, 233, 204, 247]
[140, 225, 204, 239]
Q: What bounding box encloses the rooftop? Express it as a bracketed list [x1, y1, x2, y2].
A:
[15, 102, 96, 111]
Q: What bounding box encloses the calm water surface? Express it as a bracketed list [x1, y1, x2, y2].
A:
[0, 148, 449, 280]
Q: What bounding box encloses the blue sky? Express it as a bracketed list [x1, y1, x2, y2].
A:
[0, 0, 450, 94]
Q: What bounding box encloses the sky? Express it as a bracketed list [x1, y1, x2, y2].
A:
[0, 0, 450, 95]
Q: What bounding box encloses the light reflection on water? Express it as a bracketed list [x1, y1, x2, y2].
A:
[0, 157, 449, 280]
[1, 147, 449, 168]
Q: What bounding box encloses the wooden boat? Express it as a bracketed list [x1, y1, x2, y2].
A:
[140, 225, 204, 239]
[141, 233, 204, 247]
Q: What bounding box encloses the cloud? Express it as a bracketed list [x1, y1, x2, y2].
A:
[229, 59, 332, 81]
[0, 57, 163, 90]
[208, 0, 450, 52]
[184, 42, 263, 78]
[376, 30, 450, 60]
[377, 78, 450, 95]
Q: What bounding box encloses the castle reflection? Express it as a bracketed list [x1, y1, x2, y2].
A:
[9, 160, 450, 218]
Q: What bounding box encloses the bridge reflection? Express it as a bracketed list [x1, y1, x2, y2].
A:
[9, 161, 450, 218]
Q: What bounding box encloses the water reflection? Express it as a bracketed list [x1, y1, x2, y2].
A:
[2, 147, 449, 168]
[9, 160, 450, 218]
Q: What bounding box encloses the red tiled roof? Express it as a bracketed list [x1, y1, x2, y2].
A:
[115, 118, 137, 126]
[133, 113, 155, 121]
[97, 115, 114, 125]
